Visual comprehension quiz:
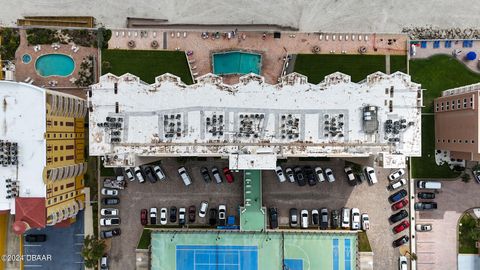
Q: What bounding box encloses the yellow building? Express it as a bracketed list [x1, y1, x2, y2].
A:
[0, 81, 87, 233]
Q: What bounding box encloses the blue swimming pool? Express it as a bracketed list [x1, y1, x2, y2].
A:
[212, 51, 262, 75]
[35, 54, 75, 77]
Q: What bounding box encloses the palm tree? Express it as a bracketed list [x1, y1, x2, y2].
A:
[405, 251, 418, 261]
[81, 235, 106, 268]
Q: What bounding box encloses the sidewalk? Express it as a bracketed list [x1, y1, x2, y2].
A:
[4, 215, 21, 270]
[83, 187, 94, 270]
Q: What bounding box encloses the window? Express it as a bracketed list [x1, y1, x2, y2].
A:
[437, 139, 440, 142]
[472, 140, 475, 143]
[60, 185, 64, 190]
[47, 146, 52, 151]
[60, 146, 64, 150]
[453, 140, 456, 143]
[65, 194, 68, 199]
[54, 198, 57, 203]
[54, 187, 58, 192]
[66, 145, 74, 150]
[60, 122, 64, 126]
[53, 134, 56, 138]
[66, 182, 75, 188]
[459, 140, 462, 143]
[458, 99, 461, 109]
[60, 196, 63, 200]
[65, 122, 74, 127]
[60, 157, 64, 161]
[442, 139, 445, 143]
[66, 155, 74, 160]
[54, 157, 58, 162]
[448, 139, 451, 143]
[54, 121, 58, 125]
[54, 146, 58, 151]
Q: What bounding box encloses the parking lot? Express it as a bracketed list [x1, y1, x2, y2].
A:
[100, 157, 409, 270]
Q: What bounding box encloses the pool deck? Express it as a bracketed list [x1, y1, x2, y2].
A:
[108, 29, 407, 84]
[14, 29, 98, 89]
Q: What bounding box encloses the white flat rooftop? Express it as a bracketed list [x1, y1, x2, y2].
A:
[0, 81, 47, 213]
[89, 72, 422, 167]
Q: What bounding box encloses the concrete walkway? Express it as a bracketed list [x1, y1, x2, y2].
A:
[415, 179, 480, 270]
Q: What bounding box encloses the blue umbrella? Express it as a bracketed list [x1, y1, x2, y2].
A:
[466, 51, 477, 60]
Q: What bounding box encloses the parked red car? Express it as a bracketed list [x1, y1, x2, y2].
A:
[223, 167, 234, 183]
[393, 220, 410, 234]
[140, 209, 148, 226]
[392, 198, 409, 211]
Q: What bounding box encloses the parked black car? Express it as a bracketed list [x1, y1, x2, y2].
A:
[200, 167, 212, 183]
[472, 168, 480, 184]
[388, 189, 408, 203]
[294, 167, 306, 186]
[311, 210, 319, 226]
[331, 210, 340, 229]
[389, 210, 408, 223]
[100, 228, 121, 239]
[417, 192, 435, 199]
[303, 166, 317, 186]
[25, 234, 47, 242]
[209, 208, 218, 226]
[143, 166, 157, 183]
[392, 235, 409, 248]
[102, 197, 120, 205]
[269, 207, 279, 229]
[320, 208, 329, 230]
[170, 206, 177, 223]
[414, 202, 437, 211]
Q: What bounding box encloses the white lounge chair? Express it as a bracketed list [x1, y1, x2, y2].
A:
[74, 47, 80, 53]
[192, 72, 198, 76]
[339, 35, 343, 41]
[358, 35, 362, 41]
[177, 32, 181, 38]
[28, 78, 34, 84]
[122, 32, 125, 37]
[188, 59, 196, 64]
[183, 32, 187, 38]
[332, 35, 336, 41]
[319, 34, 323, 40]
[191, 66, 197, 70]
[351, 34, 356, 41]
[134, 32, 138, 38]
[153, 31, 157, 38]
[325, 35, 329, 41]
[365, 35, 369, 41]
[171, 32, 175, 38]
[345, 35, 349, 41]
[24, 77, 31, 82]
[115, 31, 119, 37]
[128, 32, 131, 37]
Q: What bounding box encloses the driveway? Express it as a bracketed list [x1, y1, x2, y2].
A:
[415, 179, 480, 270]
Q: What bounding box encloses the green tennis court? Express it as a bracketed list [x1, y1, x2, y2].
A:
[151, 231, 357, 270]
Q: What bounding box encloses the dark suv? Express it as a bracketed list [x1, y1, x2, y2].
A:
[143, 166, 157, 183]
[294, 167, 306, 186]
[331, 210, 340, 229]
[417, 192, 435, 199]
[170, 207, 177, 223]
[269, 207, 278, 229]
[303, 166, 317, 186]
[200, 167, 212, 182]
[414, 202, 437, 210]
[25, 234, 47, 242]
[389, 210, 408, 223]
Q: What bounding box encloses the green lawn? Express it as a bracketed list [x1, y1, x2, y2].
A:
[358, 232, 372, 252]
[459, 213, 479, 254]
[101, 50, 193, 84]
[390, 55, 408, 74]
[294, 54, 386, 83]
[410, 55, 480, 178]
[137, 229, 152, 249]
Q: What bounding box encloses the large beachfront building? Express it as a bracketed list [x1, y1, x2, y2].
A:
[435, 83, 480, 161]
[0, 81, 88, 234]
[89, 71, 422, 169]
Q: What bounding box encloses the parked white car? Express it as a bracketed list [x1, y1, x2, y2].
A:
[100, 208, 119, 216]
[160, 208, 167, 225]
[101, 188, 118, 196]
[351, 208, 361, 230]
[399, 256, 408, 270]
[218, 204, 226, 223]
[364, 166, 378, 184]
[275, 166, 286, 183]
[301, 210, 309, 229]
[125, 168, 135, 181]
[285, 168, 295, 183]
[153, 165, 166, 181]
[344, 167, 356, 182]
[134, 166, 145, 183]
[415, 224, 432, 232]
[361, 213, 370, 230]
[315, 167, 326, 182]
[100, 217, 120, 226]
[388, 169, 405, 181]
[388, 178, 407, 191]
[199, 201, 208, 218]
[324, 168, 335, 182]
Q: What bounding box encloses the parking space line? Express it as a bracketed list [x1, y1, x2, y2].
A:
[74, 262, 84, 264]
[24, 265, 43, 268]
[74, 243, 84, 245]
[24, 244, 42, 247]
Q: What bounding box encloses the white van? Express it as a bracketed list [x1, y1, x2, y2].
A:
[341, 207, 350, 229]
[178, 167, 192, 186]
[417, 181, 441, 190]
